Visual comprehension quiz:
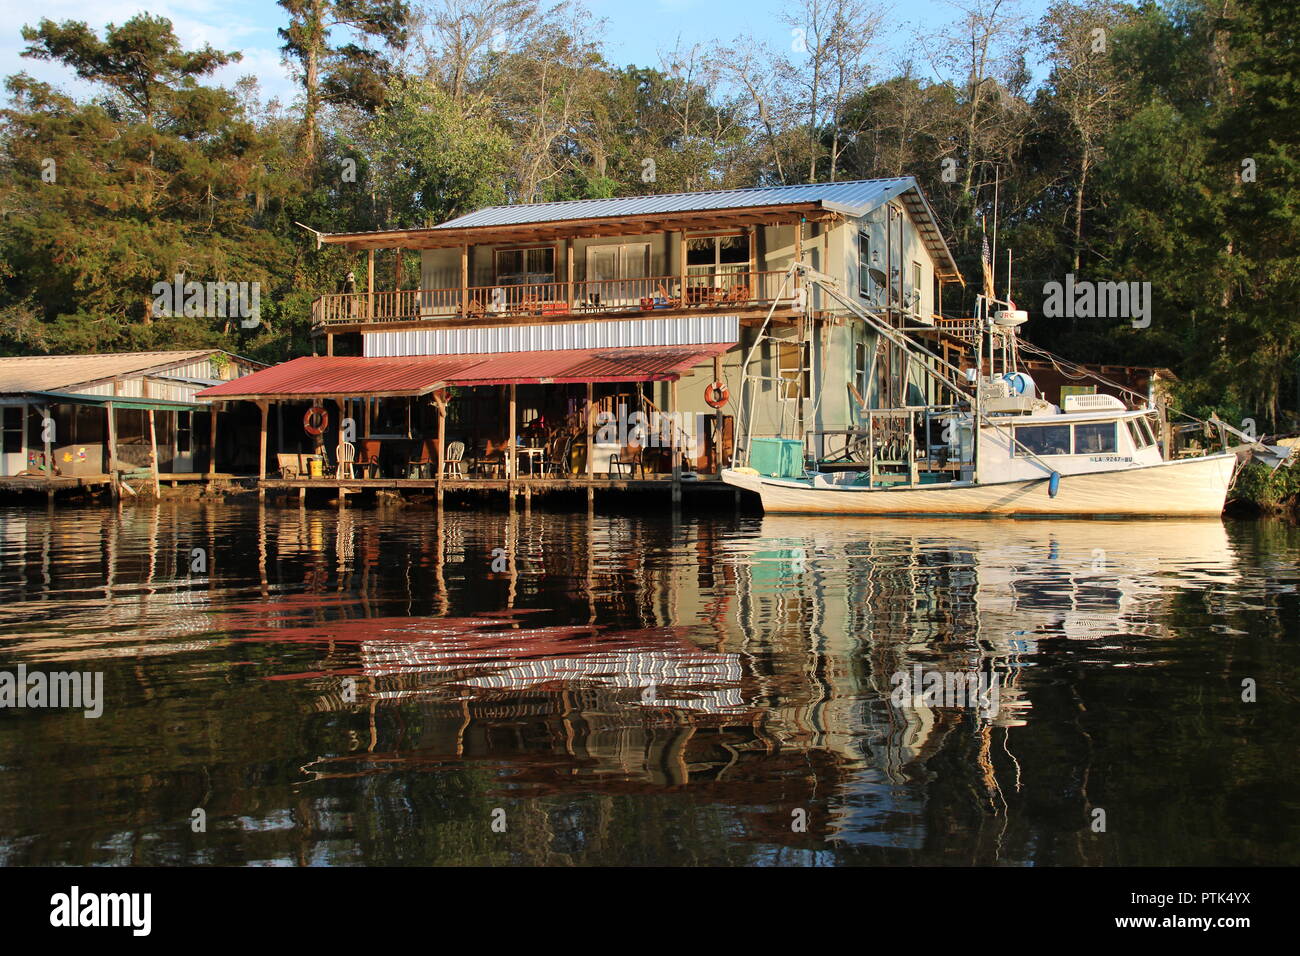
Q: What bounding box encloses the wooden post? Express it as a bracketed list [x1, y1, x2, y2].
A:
[507, 384, 517, 482]
[106, 401, 119, 500]
[394, 247, 402, 291]
[585, 382, 595, 481]
[670, 379, 681, 504]
[566, 238, 575, 311]
[147, 408, 161, 497]
[41, 405, 52, 479]
[326, 332, 334, 357]
[713, 354, 725, 473]
[257, 400, 269, 481]
[748, 225, 757, 298]
[678, 230, 688, 305]
[793, 220, 804, 295]
[367, 249, 375, 320]
[436, 394, 447, 488]
[460, 244, 469, 315]
[207, 403, 217, 480]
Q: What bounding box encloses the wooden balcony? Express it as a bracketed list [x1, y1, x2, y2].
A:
[313, 270, 800, 330]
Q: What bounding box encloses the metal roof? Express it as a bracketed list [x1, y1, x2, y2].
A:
[436, 178, 917, 229]
[196, 346, 730, 400]
[0, 350, 259, 395]
[316, 177, 962, 280]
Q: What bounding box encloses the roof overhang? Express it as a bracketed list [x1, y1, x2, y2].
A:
[318, 203, 838, 252]
[0, 390, 206, 411]
[196, 345, 733, 401]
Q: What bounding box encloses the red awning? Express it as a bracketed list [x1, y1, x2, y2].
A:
[197, 345, 730, 400]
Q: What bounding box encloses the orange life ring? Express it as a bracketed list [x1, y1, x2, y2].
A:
[303, 405, 330, 436]
[704, 381, 730, 408]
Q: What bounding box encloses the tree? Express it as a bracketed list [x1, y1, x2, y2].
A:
[278, 0, 410, 161]
[1, 16, 291, 351]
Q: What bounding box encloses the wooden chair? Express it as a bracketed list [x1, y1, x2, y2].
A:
[443, 440, 465, 477]
[276, 453, 301, 479]
[470, 439, 505, 477]
[609, 443, 645, 478]
[355, 439, 382, 478]
[724, 284, 751, 305]
[335, 442, 356, 479]
[541, 433, 571, 476]
[407, 439, 435, 478]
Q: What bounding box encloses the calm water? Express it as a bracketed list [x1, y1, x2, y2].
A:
[0, 501, 1296, 866]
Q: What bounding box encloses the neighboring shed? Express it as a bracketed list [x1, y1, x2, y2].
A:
[0, 349, 262, 486]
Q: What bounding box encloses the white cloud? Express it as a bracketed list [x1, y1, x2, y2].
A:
[0, 1, 296, 104]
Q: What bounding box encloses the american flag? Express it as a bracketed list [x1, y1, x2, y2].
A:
[981, 234, 995, 299]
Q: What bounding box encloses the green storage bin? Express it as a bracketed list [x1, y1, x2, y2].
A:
[750, 438, 805, 478]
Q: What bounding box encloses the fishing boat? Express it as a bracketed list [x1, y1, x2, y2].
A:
[722, 264, 1288, 517]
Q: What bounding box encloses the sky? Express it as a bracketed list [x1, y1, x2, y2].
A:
[0, 0, 1055, 107]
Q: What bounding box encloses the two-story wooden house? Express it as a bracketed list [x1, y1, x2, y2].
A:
[201, 177, 965, 488]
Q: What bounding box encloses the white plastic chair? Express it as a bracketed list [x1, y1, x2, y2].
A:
[443, 440, 465, 477]
[335, 441, 356, 479]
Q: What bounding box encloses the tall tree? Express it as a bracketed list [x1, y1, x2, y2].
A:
[278, 0, 411, 161]
[2, 16, 290, 350]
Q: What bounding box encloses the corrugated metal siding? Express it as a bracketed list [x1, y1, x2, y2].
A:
[363, 315, 740, 357]
[435, 178, 913, 229]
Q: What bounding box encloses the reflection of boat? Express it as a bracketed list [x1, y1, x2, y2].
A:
[723, 265, 1246, 516]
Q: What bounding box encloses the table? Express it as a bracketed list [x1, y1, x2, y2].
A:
[516, 447, 545, 476]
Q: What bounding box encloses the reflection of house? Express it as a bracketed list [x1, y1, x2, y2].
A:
[0, 350, 262, 492]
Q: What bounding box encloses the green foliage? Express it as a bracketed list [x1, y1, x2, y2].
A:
[366, 79, 510, 226]
[1230, 461, 1300, 510]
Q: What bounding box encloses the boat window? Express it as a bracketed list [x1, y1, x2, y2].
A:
[1141, 415, 1159, 447]
[1014, 424, 1071, 456]
[1127, 417, 1156, 449]
[1074, 422, 1117, 454]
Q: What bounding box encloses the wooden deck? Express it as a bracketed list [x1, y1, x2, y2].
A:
[260, 475, 736, 494]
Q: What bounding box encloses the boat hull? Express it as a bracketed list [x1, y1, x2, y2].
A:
[722, 453, 1237, 517]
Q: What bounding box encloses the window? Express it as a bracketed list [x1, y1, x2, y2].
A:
[1015, 424, 1071, 456]
[854, 342, 868, 398]
[1074, 422, 1117, 454]
[858, 232, 872, 299]
[911, 261, 922, 311]
[495, 247, 555, 285]
[176, 411, 192, 454]
[777, 341, 809, 401]
[2, 406, 22, 455]
[1128, 416, 1157, 449]
[687, 234, 747, 286]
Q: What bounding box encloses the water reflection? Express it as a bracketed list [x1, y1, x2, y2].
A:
[0, 503, 1296, 866]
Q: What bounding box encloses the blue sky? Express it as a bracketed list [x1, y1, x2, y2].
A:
[1, 0, 1055, 105]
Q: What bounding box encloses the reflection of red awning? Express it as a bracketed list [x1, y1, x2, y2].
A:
[197, 344, 731, 400]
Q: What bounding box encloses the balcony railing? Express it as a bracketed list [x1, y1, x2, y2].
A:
[313, 270, 798, 327]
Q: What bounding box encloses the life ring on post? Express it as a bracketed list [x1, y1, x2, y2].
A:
[704, 381, 730, 408]
[303, 405, 330, 437]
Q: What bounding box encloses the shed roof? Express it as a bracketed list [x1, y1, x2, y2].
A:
[0, 350, 255, 395]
